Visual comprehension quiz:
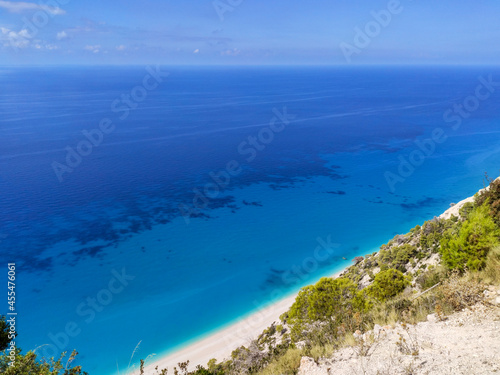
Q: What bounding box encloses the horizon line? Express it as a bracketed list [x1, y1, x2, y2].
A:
[1, 62, 500, 68]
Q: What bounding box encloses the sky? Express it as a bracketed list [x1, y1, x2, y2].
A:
[0, 0, 499, 65]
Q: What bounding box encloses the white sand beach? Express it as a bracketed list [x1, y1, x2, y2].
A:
[137, 270, 346, 374]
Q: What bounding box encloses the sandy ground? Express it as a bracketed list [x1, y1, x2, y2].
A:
[298, 297, 500, 375]
[138, 294, 295, 374]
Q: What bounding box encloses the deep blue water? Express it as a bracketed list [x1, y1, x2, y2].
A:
[1, 66, 500, 374]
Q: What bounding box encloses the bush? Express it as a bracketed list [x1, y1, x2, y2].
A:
[420, 218, 456, 252]
[0, 350, 87, 375]
[367, 269, 410, 301]
[480, 245, 500, 284]
[0, 316, 10, 351]
[378, 244, 418, 273]
[440, 204, 500, 271]
[230, 341, 265, 374]
[438, 272, 484, 311]
[475, 176, 500, 225]
[415, 266, 447, 290]
[257, 348, 302, 375]
[459, 201, 474, 219]
[286, 277, 371, 342]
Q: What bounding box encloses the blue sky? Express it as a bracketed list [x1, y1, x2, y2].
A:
[0, 0, 499, 65]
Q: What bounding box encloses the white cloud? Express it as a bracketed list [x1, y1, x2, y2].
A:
[18, 29, 31, 38]
[84, 45, 101, 53]
[0, 0, 65, 15]
[56, 31, 67, 40]
[193, 48, 200, 54]
[31, 41, 58, 50]
[221, 48, 241, 56]
[116, 45, 126, 51]
[0, 27, 31, 48]
[0, 28, 60, 50]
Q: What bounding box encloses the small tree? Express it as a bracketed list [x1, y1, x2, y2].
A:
[475, 177, 500, 225]
[352, 256, 364, 265]
[367, 269, 409, 301]
[287, 277, 371, 342]
[0, 316, 11, 351]
[440, 204, 500, 271]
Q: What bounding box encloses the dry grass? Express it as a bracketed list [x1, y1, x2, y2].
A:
[479, 246, 500, 284]
[439, 271, 485, 311]
[369, 293, 434, 327]
[351, 333, 381, 357]
[410, 294, 438, 323]
[256, 348, 302, 375]
[308, 343, 337, 362]
[371, 306, 399, 327]
[395, 323, 419, 356]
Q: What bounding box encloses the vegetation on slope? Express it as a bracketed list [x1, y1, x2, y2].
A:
[440, 204, 500, 271]
[285, 277, 371, 344]
[0, 349, 88, 375]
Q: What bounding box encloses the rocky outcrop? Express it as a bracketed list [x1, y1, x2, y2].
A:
[297, 293, 500, 375]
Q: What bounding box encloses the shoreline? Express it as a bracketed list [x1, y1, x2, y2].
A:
[135, 184, 486, 375]
[133, 187, 483, 375]
[137, 268, 347, 374]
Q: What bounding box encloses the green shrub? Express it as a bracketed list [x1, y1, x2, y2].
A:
[480, 245, 500, 284]
[415, 266, 446, 290]
[286, 277, 371, 342]
[410, 225, 421, 234]
[257, 348, 302, 375]
[420, 218, 456, 252]
[475, 177, 500, 225]
[0, 316, 10, 351]
[459, 201, 475, 219]
[367, 269, 410, 301]
[378, 244, 418, 273]
[0, 350, 87, 375]
[440, 204, 500, 271]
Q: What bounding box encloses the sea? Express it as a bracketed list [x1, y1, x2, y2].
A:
[1, 65, 500, 374]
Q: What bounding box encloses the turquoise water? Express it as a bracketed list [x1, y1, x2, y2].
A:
[1, 66, 500, 374]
